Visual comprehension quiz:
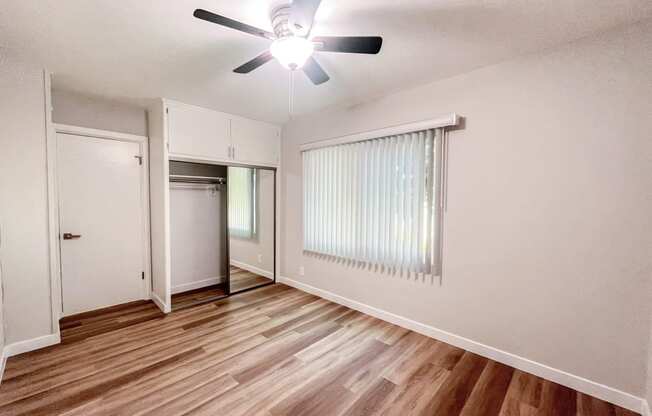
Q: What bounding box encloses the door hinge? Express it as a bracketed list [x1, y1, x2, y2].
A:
[141, 271, 145, 280]
[134, 155, 143, 165]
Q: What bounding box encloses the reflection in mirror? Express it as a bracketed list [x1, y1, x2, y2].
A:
[228, 167, 275, 293]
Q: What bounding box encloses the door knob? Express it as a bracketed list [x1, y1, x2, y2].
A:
[63, 233, 82, 240]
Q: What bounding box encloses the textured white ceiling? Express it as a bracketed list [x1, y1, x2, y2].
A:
[1, 0, 651, 123]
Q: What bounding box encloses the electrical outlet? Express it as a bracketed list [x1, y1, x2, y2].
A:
[299, 266, 305, 276]
[257, 254, 263, 263]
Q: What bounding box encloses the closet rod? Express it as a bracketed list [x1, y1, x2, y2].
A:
[169, 174, 226, 184]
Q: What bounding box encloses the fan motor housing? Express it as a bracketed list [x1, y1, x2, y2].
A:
[271, 5, 293, 38]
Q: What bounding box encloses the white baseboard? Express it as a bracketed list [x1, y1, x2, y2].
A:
[279, 276, 644, 413]
[171, 276, 225, 295]
[3, 333, 60, 358]
[0, 348, 7, 384]
[642, 400, 651, 416]
[151, 292, 171, 314]
[230, 260, 274, 279]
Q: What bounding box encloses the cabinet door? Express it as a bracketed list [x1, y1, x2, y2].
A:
[231, 117, 280, 166]
[167, 103, 230, 160]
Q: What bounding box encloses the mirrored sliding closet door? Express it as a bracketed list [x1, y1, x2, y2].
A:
[227, 166, 275, 294]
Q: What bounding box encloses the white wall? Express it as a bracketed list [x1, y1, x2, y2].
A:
[0, 57, 55, 345]
[52, 89, 147, 136]
[229, 169, 275, 277]
[147, 100, 171, 311]
[0, 257, 5, 358]
[281, 20, 652, 400]
[170, 184, 227, 293]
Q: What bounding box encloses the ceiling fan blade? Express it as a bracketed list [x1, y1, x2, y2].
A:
[302, 56, 329, 85]
[233, 51, 274, 74]
[289, 0, 322, 37]
[193, 9, 275, 40]
[312, 36, 383, 54]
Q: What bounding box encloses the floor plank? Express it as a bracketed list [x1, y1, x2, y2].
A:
[0, 283, 639, 416]
[459, 361, 514, 416]
[342, 378, 397, 416]
[421, 351, 488, 415]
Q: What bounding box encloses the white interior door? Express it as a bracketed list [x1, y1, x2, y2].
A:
[57, 133, 145, 316]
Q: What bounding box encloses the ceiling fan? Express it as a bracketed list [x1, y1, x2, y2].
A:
[193, 0, 383, 85]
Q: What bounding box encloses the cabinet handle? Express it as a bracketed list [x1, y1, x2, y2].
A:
[232, 146, 235, 160]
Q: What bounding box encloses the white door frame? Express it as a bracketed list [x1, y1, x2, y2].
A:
[48, 123, 152, 322]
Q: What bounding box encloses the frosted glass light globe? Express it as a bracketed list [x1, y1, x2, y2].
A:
[270, 36, 314, 70]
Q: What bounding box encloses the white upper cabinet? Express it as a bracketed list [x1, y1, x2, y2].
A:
[164, 100, 280, 167]
[166, 101, 230, 160]
[230, 117, 281, 166]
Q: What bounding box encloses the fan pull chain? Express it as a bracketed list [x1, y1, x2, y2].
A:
[289, 70, 295, 119]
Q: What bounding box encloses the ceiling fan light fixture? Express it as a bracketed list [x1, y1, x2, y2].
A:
[194, 2, 383, 84]
[270, 36, 314, 70]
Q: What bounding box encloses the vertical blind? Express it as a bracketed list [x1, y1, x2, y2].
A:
[228, 167, 256, 239]
[303, 128, 443, 275]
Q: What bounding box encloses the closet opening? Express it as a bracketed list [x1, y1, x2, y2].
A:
[168, 161, 276, 310]
[169, 161, 228, 310]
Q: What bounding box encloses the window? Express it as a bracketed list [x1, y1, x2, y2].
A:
[303, 128, 443, 275]
[228, 167, 257, 239]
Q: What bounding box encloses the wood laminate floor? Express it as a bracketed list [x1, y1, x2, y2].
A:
[170, 266, 271, 311]
[0, 284, 638, 416]
[230, 265, 273, 293]
[171, 284, 228, 310]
